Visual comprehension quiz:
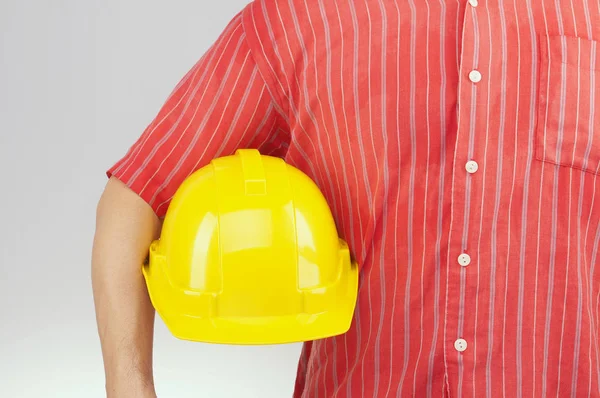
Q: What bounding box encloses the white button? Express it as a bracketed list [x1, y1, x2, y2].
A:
[465, 160, 479, 173]
[469, 0, 479, 7]
[458, 253, 471, 266]
[455, 338, 468, 352]
[469, 70, 482, 83]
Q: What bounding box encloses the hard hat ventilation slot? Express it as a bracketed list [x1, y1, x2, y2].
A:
[236, 149, 267, 196]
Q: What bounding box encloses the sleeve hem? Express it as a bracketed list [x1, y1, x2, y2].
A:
[106, 166, 170, 219]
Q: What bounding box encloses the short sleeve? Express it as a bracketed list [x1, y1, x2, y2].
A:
[106, 7, 289, 217]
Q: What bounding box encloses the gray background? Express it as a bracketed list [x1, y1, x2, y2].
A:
[0, 0, 301, 396]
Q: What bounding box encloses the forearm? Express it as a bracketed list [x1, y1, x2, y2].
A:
[92, 177, 162, 397]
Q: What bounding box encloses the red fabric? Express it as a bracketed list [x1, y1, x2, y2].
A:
[108, 1, 600, 397]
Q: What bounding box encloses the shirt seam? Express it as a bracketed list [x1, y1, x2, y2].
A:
[241, 2, 291, 130]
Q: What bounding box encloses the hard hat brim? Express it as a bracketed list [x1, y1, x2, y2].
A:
[142, 244, 359, 345]
[156, 299, 357, 345]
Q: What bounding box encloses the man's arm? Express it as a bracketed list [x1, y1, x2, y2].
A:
[92, 177, 162, 398]
[92, 6, 287, 396]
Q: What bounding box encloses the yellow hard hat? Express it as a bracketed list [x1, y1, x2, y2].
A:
[142, 149, 358, 345]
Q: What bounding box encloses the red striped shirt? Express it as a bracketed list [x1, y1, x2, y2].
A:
[107, 1, 600, 396]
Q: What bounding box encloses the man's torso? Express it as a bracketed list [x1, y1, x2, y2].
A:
[242, 1, 600, 396]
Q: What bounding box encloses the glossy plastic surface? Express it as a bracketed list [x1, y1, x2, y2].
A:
[142, 149, 358, 345]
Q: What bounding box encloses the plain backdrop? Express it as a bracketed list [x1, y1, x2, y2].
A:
[0, 1, 302, 396]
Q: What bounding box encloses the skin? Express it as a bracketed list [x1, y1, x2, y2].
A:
[92, 177, 161, 398]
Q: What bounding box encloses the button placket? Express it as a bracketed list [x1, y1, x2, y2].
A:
[448, 0, 484, 362]
[446, 0, 483, 371]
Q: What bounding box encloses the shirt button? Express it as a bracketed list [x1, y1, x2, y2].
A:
[455, 338, 468, 352]
[458, 253, 471, 266]
[469, 70, 482, 83]
[465, 160, 479, 174]
[468, 0, 479, 7]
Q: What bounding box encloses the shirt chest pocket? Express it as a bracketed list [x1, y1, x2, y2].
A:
[536, 34, 600, 174]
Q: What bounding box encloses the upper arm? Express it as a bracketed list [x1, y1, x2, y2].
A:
[93, 177, 163, 268]
[106, 7, 289, 218]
